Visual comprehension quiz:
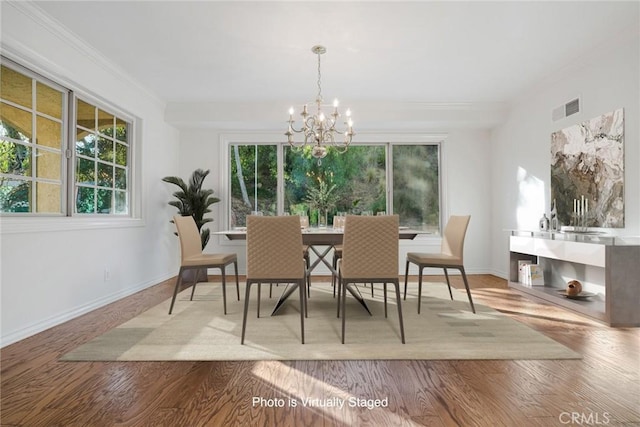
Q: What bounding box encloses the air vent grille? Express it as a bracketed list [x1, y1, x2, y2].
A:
[552, 97, 580, 121]
[565, 98, 580, 116]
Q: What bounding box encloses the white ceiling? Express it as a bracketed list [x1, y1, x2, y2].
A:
[30, 1, 640, 126]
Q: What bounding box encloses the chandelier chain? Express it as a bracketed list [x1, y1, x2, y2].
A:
[316, 51, 322, 102]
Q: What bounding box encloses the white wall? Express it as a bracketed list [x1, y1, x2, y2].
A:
[490, 29, 640, 277]
[175, 128, 493, 276]
[0, 3, 181, 345]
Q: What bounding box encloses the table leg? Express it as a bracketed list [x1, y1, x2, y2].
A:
[271, 245, 372, 316]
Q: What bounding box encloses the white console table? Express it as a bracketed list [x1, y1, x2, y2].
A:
[508, 231, 640, 327]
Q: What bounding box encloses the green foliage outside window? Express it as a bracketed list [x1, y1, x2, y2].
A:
[229, 143, 440, 231]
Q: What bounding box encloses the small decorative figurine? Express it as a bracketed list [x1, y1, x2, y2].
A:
[550, 199, 558, 231]
[566, 280, 582, 296]
[539, 213, 549, 231]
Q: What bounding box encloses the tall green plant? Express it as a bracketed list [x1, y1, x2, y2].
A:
[162, 169, 220, 249]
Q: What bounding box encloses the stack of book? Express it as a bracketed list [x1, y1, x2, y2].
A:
[518, 260, 544, 286]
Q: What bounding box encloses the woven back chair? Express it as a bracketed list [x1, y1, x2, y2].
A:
[403, 215, 475, 314]
[169, 215, 239, 315]
[241, 215, 307, 344]
[338, 215, 405, 344]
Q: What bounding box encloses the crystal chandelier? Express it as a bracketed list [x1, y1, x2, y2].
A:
[286, 45, 354, 163]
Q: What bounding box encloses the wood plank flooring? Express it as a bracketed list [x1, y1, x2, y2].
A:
[2, 275, 638, 426]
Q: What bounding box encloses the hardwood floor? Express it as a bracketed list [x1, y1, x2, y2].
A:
[2, 275, 638, 426]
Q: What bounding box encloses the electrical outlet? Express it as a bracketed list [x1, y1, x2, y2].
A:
[104, 267, 110, 282]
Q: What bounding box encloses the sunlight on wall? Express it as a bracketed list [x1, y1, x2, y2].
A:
[516, 166, 545, 230]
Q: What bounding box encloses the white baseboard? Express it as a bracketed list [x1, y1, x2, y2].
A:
[0, 272, 174, 348]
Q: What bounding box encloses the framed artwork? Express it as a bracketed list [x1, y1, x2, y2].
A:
[550, 108, 624, 228]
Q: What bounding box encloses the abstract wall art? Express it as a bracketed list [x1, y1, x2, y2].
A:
[550, 108, 624, 228]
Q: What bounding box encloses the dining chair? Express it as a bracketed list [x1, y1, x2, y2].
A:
[270, 217, 310, 298]
[168, 215, 239, 315]
[403, 215, 476, 314]
[241, 215, 307, 344]
[337, 215, 405, 344]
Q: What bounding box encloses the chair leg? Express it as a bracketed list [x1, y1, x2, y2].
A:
[394, 281, 406, 344]
[257, 283, 261, 317]
[371, 283, 374, 297]
[460, 266, 476, 313]
[233, 260, 240, 301]
[383, 283, 388, 318]
[168, 267, 185, 314]
[336, 272, 342, 318]
[403, 259, 410, 300]
[341, 279, 348, 344]
[443, 268, 454, 300]
[332, 253, 338, 298]
[241, 281, 252, 344]
[190, 268, 199, 301]
[417, 266, 424, 314]
[299, 279, 305, 344]
[304, 273, 309, 318]
[220, 266, 227, 315]
[306, 255, 311, 298]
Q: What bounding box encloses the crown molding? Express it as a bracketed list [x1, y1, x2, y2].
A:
[3, 1, 165, 109]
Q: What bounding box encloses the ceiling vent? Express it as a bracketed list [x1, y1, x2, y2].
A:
[552, 97, 580, 121]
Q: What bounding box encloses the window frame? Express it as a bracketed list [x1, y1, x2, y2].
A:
[221, 132, 448, 237]
[0, 56, 143, 234]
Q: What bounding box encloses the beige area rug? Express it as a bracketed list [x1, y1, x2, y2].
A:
[61, 282, 580, 361]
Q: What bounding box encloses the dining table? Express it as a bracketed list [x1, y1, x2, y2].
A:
[214, 226, 427, 315]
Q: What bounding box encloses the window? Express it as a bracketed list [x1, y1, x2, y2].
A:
[74, 99, 129, 214]
[0, 63, 66, 213]
[228, 142, 441, 232]
[0, 57, 133, 216]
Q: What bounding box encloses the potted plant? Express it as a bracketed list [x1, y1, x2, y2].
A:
[162, 168, 220, 249]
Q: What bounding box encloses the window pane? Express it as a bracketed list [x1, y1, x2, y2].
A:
[35, 149, 60, 180]
[0, 178, 31, 212]
[284, 145, 386, 225]
[36, 181, 61, 213]
[229, 144, 277, 227]
[0, 140, 31, 176]
[115, 117, 127, 142]
[115, 142, 127, 166]
[36, 81, 63, 119]
[1, 102, 32, 142]
[97, 109, 114, 137]
[76, 186, 95, 213]
[114, 190, 127, 214]
[115, 166, 127, 189]
[36, 116, 62, 149]
[97, 136, 114, 162]
[76, 157, 95, 184]
[97, 162, 113, 187]
[1, 65, 32, 108]
[97, 188, 112, 213]
[76, 99, 95, 130]
[76, 129, 96, 157]
[393, 145, 440, 231]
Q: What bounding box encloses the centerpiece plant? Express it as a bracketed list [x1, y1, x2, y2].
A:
[305, 178, 338, 227]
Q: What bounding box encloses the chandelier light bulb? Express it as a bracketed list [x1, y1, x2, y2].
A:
[333, 99, 339, 107]
[289, 107, 294, 116]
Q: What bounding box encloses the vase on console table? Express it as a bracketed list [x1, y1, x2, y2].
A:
[550, 199, 559, 231]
